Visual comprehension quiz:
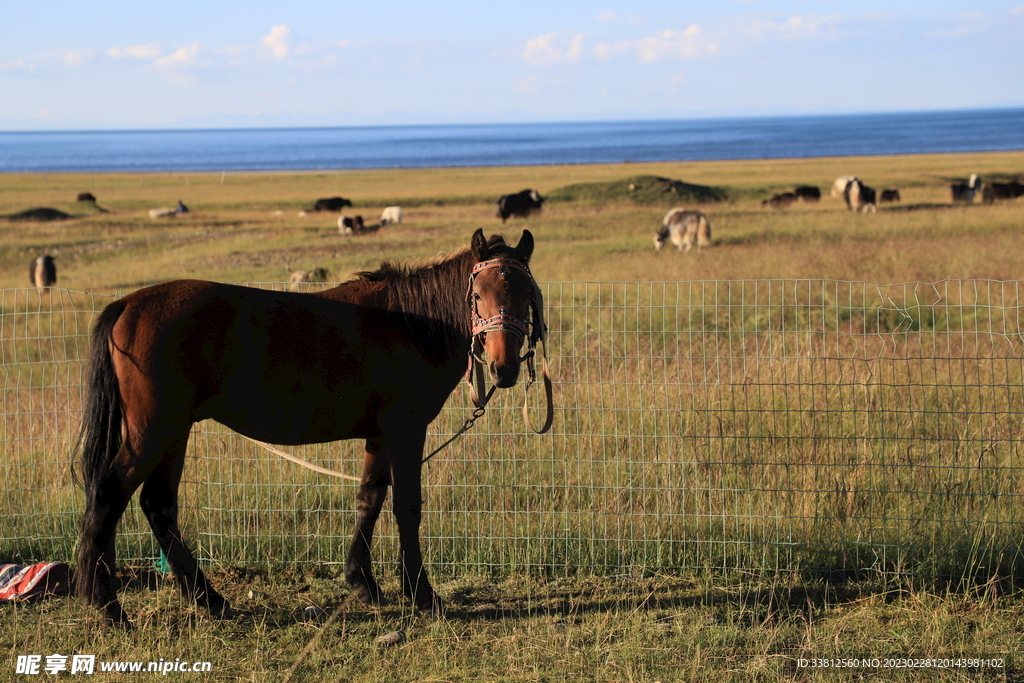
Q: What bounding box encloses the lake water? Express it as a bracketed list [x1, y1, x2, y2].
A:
[1, 109, 1022, 173]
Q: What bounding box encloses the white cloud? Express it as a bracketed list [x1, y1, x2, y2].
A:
[523, 32, 584, 65]
[106, 44, 161, 60]
[262, 24, 291, 59]
[0, 50, 90, 72]
[1012, 6, 1024, 14]
[596, 11, 618, 22]
[156, 42, 202, 67]
[743, 14, 843, 40]
[618, 24, 718, 62]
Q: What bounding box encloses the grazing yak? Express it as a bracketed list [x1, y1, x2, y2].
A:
[831, 177, 855, 198]
[763, 192, 798, 209]
[29, 255, 57, 291]
[380, 206, 403, 225]
[339, 215, 366, 235]
[951, 174, 982, 203]
[844, 178, 877, 213]
[313, 197, 353, 212]
[496, 189, 544, 223]
[77, 192, 96, 203]
[880, 189, 901, 203]
[794, 185, 821, 202]
[983, 180, 1024, 201]
[655, 208, 712, 252]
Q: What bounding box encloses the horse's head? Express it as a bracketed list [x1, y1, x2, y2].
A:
[467, 228, 541, 389]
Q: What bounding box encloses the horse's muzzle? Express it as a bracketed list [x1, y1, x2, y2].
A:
[489, 358, 521, 388]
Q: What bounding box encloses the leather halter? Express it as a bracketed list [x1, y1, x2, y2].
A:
[468, 257, 536, 354]
[463, 256, 553, 435]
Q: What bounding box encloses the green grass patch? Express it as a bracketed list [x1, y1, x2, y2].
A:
[548, 174, 729, 206]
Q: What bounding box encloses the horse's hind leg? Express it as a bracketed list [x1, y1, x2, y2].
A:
[345, 438, 391, 606]
[139, 429, 233, 619]
[77, 460, 143, 626]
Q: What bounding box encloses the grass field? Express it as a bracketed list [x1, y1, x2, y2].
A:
[3, 152, 1024, 681]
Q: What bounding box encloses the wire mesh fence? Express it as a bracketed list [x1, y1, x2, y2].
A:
[2, 280, 1024, 584]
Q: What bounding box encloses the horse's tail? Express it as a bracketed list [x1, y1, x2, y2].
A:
[74, 299, 127, 601]
[75, 299, 127, 495]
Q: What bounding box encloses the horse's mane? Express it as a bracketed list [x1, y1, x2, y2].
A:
[353, 235, 512, 361]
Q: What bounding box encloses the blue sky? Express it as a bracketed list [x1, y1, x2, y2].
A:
[2, 1, 1022, 130]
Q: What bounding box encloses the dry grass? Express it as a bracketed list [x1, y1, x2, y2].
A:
[3, 152, 1024, 680]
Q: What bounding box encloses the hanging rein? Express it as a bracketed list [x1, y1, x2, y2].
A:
[247, 255, 554, 475]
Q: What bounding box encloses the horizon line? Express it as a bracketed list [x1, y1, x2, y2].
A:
[3, 105, 1024, 136]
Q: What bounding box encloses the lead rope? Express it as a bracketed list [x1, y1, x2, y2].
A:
[421, 384, 495, 465]
[242, 436, 363, 482]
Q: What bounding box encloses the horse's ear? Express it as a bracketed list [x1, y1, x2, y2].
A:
[514, 229, 535, 264]
[471, 228, 490, 261]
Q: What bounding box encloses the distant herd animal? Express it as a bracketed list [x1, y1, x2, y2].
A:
[831, 177, 854, 199]
[22, 170, 1024, 292]
[763, 185, 821, 209]
[843, 178, 877, 213]
[765, 179, 906, 213]
[496, 189, 544, 223]
[380, 206, 403, 225]
[655, 208, 711, 252]
[339, 215, 364, 233]
[29, 255, 57, 291]
[287, 265, 330, 291]
[950, 174, 1024, 203]
[985, 180, 1024, 200]
[313, 196, 352, 212]
[339, 215, 379, 235]
[950, 174, 983, 203]
[763, 192, 797, 209]
[794, 186, 821, 201]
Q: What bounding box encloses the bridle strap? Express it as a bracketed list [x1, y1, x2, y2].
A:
[464, 256, 553, 434]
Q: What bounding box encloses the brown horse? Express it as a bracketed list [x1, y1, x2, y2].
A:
[75, 228, 543, 626]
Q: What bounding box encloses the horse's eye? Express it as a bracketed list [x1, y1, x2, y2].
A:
[473, 293, 481, 301]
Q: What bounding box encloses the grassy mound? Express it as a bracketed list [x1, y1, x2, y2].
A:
[547, 175, 728, 205]
[6, 207, 73, 222]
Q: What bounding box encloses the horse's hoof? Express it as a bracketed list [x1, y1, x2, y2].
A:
[101, 604, 133, 629]
[353, 583, 389, 607]
[209, 602, 236, 620]
[415, 592, 445, 616]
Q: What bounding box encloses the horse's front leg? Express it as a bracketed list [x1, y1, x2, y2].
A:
[386, 425, 442, 613]
[345, 438, 390, 606]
